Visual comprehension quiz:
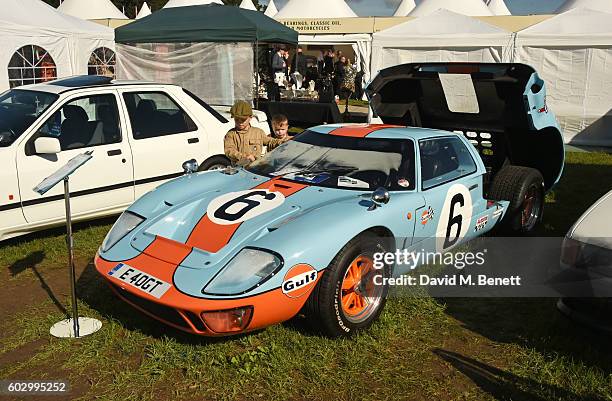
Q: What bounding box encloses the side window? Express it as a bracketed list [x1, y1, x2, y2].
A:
[31, 94, 121, 153]
[420, 137, 477, 190]
[123, 92, 197, 140]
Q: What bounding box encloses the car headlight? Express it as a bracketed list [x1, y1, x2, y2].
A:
[101, 211, 145, 252]
[203, 248, 283, 295]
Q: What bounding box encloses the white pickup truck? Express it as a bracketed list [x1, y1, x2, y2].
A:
[0, 76, 270, 240]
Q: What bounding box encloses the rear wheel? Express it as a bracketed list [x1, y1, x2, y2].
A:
[198, 155, 230, 172]
[304, 233, 391, 337]
[489, 165, 544, 233]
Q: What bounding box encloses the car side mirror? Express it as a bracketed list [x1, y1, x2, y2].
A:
[369, 187, 390, 211]
[182, 159, 199, 174]
[34, 137, 61, 155]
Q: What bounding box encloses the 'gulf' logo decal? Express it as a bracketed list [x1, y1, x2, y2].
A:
[282, 264, 318, 298]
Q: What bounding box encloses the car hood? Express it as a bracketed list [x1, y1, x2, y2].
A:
[127, 169, 373, 267]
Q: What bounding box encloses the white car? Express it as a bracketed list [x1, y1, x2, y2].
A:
[557, 189, 612, 330]
[0, 76, 270, 241]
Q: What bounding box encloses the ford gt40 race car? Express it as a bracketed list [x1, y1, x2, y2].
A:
[95, 63, 564, 337]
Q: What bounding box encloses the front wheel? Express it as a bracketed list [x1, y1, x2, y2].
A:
[304, 234, 391, 337]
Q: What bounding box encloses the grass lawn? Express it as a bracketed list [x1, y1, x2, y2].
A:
[0, 152, 611, 401]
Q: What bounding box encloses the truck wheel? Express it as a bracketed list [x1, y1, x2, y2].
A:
[489, 166, 544, 233]
[198, 156, 230, 172]
[304, 233, 391, 337]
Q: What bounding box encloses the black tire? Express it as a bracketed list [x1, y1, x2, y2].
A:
[304, 233, 391, 337]
[198, 155, 230, 172]
[488, 165, 545, 233]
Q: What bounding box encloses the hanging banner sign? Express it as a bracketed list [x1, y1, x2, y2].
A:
[279, 18, 376, 34]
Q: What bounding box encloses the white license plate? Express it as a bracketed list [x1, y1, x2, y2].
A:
[108, 263, 171, 299]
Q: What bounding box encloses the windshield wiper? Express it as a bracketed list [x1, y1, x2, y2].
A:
[271, 166, 358, 179]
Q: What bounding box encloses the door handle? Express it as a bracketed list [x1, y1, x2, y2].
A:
[107, 149, 122, 156]
[469, 184, 478, 191]
[188, 138, 199, 144]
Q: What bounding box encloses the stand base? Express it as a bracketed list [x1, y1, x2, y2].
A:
[50, 317, 102, 338]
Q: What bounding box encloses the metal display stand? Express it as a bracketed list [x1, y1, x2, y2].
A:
[33, 151, 102, 338]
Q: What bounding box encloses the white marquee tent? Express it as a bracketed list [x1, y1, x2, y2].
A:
[274, 0, 358, 18]
[136, 2, 152, 19]
[164, 0, 223, 8]
[487, 0, 511, 16]
[556, 0, 612, 13]
[58, 0, 128, 20]
[264, 0, 278, 17]
[393, 0, 416, 16]
[408, 0, 493, 16]
[239, 0, 257, 11]
[516, 8, 612, 145]
[372, 9, 513, 74]
[0, 0, 115, 91]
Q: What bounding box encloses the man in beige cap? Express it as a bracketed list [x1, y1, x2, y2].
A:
[224, 100, 288, 165]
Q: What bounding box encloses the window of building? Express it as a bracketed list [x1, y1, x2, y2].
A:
[8, 45, 57, 88]
[88, 47, 116, 78]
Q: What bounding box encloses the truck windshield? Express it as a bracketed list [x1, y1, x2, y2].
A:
[247, 130, 416, 191]
[0, 89, 58, 147]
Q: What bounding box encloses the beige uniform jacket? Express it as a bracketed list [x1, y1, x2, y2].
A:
[224, 126, 285, 163]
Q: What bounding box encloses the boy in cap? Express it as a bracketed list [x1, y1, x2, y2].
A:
[224, 100, 288, 164]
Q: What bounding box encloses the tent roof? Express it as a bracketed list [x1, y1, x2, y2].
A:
[115, 4, 297, 44]
[408, 0, 493, 16]
[1, 0, 113, 39]
[264, 0, 278, 17]
[393, 0, 416, 16]
[487, 0, 511, 15]
[374, 9, 511, 47]
[239, 0, 257, 11]
[274, 0, 357, 18]
[58, 0, 128, 20]
[517, 7, 612, 46]
[136, 2, 152, 19]
[164, 0, 222, 7]
[556, 0, 612, 13]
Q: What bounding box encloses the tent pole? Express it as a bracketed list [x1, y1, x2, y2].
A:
[255, 39, 259, 109]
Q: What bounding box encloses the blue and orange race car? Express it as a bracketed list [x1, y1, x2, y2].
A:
[95, 63, 564, 337]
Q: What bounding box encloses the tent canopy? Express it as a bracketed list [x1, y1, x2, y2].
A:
[136, 2, 152, 19]
[408, 0, 493, 16]
[374, 9, 511, 47]
[58, 0, 128, 20]
[487, 0, 511, 16]
[264, 0, 278, 17]
[115, 4, 298, 44]
[517, 7, 612, 45]
[4, 0, 114, 38]
[164, 0, 222, 7]
[274, 0, 358, 18]
[393, 0, 416, 16]
[556, 0, 612, 13]
[239, 0, 257, 11]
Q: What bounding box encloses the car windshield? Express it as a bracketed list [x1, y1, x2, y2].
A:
[0, 89, 58, 147]
[247, 130, 415, 191]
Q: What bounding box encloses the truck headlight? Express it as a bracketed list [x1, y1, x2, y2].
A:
[101, 211, 145, 252]
[203, 248, 283, 295]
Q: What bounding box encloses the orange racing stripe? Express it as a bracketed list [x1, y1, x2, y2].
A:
[329, 124, 401, 138]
